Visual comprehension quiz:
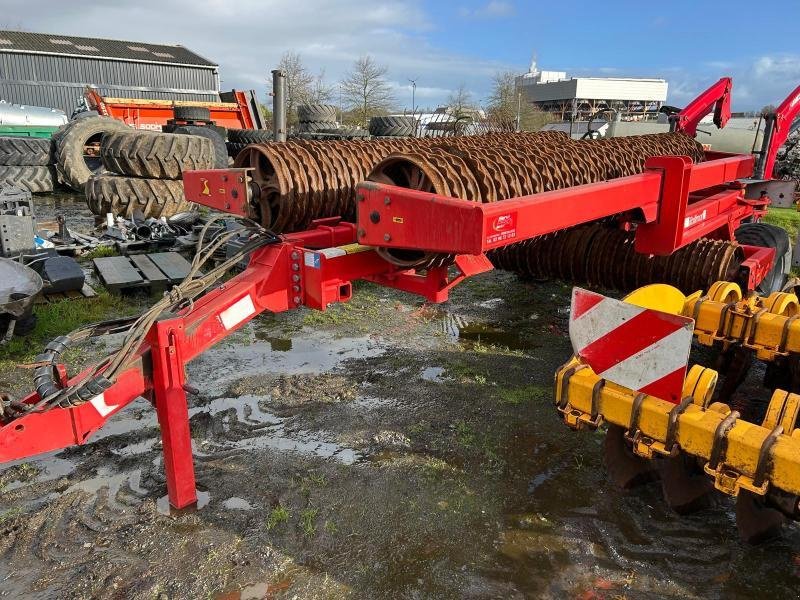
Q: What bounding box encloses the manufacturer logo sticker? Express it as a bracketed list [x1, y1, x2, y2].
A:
[486, 212, 517, 244]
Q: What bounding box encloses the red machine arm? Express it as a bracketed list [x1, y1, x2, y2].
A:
[670, 77, 732, 137]
[756, 84, 800, 179]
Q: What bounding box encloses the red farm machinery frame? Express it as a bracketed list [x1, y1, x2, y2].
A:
[1, 77, 799, 511]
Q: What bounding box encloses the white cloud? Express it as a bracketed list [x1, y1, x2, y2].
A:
[7, 0, 511, 109]
[459, 1, 515, 19]
[664, 54, 800, 111]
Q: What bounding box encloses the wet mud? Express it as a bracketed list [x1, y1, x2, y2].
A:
[0, 197, 798, 598]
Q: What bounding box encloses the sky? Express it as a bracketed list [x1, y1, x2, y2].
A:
[4, 0, 800, 112]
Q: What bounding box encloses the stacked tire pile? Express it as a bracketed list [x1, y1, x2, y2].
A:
[368, 116, 418, 137]
[54, 116, 130, 192]
[226, 128, 274, 158]
[0, 137, 57, 193]
[297, 104, 338, 134]
[85, 130, 214, 219]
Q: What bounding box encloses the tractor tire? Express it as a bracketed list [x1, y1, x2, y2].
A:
[0, 137, 53, 166]
[227, 128, 274, 144]
[85, 174, 191, 219]
[173, 106, 211, 121]
[734, 222, 791, 293]
[55, 116, 129, 192]
[100, 130, 214, 180]
[0, 165, 56, 193]
[298, 121, 338, 133]
[226, 141, 249, 158]
[369, 116, 417, 137]
[297, 104, 337, 122]
[171, 125, 228, 169]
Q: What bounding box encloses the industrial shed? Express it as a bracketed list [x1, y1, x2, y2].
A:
[516, 61, 667, 120]
[0, 30, 220, 114]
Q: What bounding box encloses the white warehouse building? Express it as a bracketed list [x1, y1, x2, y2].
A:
[516, 60, 668, 120]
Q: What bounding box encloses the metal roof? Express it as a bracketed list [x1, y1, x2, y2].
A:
[0, 30, 217, 68]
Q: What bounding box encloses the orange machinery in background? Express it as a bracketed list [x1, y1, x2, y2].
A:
[83, 87, 267, 131]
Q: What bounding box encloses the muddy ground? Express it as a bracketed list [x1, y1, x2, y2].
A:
[0, 195, 798, 599]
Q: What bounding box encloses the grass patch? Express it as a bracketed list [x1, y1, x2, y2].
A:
[81, 245, 118, 261]
[764, 207, 800, 241]
[454, 420, 476, 447]
[497, 384, 551, 406]
[323, 519, 337, 534]
[0, 507, 22, 522]
[266, 504, 290, 530]
[299, 507, 318, 536]
[0, 291, 141, 364]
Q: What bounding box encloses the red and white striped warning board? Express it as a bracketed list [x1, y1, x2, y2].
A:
[568, 288, 694, 403]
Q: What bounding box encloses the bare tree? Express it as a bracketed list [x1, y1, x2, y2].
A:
[448, 83, 475, 116]
[309, 69, 335, 104]
[340, 55, 395, 126]
[487, 70, 552, 132]
[270, 51, 314, 123]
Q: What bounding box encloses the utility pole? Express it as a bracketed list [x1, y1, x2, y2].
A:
[516, 91, 522, 132]
[408, 78, 417, 116]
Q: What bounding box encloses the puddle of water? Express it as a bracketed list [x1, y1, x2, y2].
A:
[253, 332, 293, 352]
[188, 329, 389, 396]
[222, 497, 254, 511]
[192, 394, 360, 465]
[157, 489, 211, 516]
[421, 366, 445, 382]
[2, 454, 76, 492]
[65, 466, 149, 509]
[189, 394, 280, 425]
[438, 310, 536, 351]
[112, 438, 156, 457]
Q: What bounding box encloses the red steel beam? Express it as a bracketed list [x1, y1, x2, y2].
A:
[356, 152, 757, 257]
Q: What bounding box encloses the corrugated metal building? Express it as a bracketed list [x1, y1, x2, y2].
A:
[516, 61, 667, 120]
[0, 30, 220, 114]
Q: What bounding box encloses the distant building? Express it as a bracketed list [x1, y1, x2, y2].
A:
[516, 60, 667, 121]
[0, 30, 219, 114]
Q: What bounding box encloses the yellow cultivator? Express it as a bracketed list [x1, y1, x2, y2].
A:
[556, 282, 800, 543]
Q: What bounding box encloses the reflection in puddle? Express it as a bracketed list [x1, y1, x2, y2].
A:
[193, 394, 360, 465]
[189, 330, 389, 396]
[157, 490, 211, 515]
[439, 311, 530, 350]
[67, 466, 149, 509]
[421, 366, 445, 382]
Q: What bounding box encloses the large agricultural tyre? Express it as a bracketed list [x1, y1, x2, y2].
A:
[85, 175, 192, 219]
[0, 165, 56, 193]
[173, 106, 211, 122]
[368, 116, 417, 137]
[298, 121, 338, 133]
[171, 125, 228, 169]
[100, 130, 215, 179]
[0, 137, 53, 166]
[227, 128, 274, 144]
[297, 104, 337, 122]
[226, 141, 249, 158]
[734, 222, 791, 294]
[55, 116, 129, 191]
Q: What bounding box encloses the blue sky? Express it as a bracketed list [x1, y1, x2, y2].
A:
[9, 0, 800, 111]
